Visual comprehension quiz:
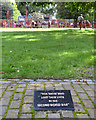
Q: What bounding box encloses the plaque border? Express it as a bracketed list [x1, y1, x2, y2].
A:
[33, 90, 75, 111]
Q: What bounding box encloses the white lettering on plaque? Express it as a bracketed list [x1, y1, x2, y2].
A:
[49, 100, 58, 102]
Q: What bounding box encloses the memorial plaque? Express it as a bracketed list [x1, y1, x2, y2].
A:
[33, 90, 74, 110]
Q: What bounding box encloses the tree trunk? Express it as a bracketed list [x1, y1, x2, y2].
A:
[73, 18, 77, 28]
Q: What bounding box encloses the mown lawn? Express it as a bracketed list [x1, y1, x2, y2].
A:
[1, 29, 95, 79]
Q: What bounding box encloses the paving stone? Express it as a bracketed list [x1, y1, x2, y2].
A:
[0, 98, 10, 105]
[0, 81, 11, 83]
[2, 88, 5, 92]
[36, 87, 44, 90]
[82, 100, 94, 108]
[79, 93, 89, 99]
[86, 79, 93, 82]
[22, 79, 34, 82]
[9, 100, 21, 108]
[20, 114, 32, 118]
[13, 93, 23, 99]
[94, 91, 96, 97]
[0, 116, 3, 120]
[1, 84, 8, 88]
[63, 79, 70, 82]
[91, 97, 95, 103]
[3, 91, 13, 98]
[62, 111, 74, 118]
[59, 82, 67, 85]
[0, 79, 95, 119]
[0, 106, 7, 115]
[6, 109, 19, 118]
[87, 82, 94, 84]
[45, 82, 53, 84]
[17, 81, 26, 83]
[16, 88, 24, 92]
[72, 96, 80, 103]
[29, 81, 40, 84]
[48, 113, 60, 118]
[73, 85, 84, 93]
[45, 84, 54, 90]
[0, 99, 2, 106]
[73, 82, 86, 85]
[35, 84, 44, 90]
[89, 84, 94, 90]
[26, 84, 34, 89]
[61, 82, 70, 85]
[36, 79, 47, 82]
[87, 109, 95, 118]
[72, 84, 82, 89]
[55, 87, 64, 90]
[7, 85, 16, 91]
[76, 113, 89, 118]
[21, 104, 32, 113]
[54, 84, 63, 87]
[23, 96, 33, 103]
[35, 111, 46, 118]
[70, 90, 77, 96]
[86, 91, 94, 97]
[18, 84, 26, 88]
[54, 84, 64, 90]
[80, 84, 92, 91]
[0, 90, 2, 97]
[74, 104, 85, 112]
[63, 84, 73, 90]
[7, 79, 19, 81]
[25, 90, 33, 95]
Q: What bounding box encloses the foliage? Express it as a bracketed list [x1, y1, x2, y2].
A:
[2, 29, 94, 79]
[0, 1, 21, 21]
[12, 2, 21, 21]
[16, 2, 55, 16]
[56, 2, 95, 21]
[0, 2, 13, 19]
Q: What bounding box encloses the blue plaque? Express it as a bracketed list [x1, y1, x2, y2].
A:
[33, 90, 74, 110]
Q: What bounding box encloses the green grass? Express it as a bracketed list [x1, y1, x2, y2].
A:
[1, 29, 95, 79]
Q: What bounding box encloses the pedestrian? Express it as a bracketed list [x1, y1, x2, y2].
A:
[13, 21, 16, 27]
[78, 14, 84, 30]
[48, 20, 50, 28]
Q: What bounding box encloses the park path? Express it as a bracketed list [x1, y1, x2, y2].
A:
[0, 78, 96, 119]
[0, 27, 92, 32]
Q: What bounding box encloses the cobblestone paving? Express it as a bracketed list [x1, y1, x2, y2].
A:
[0, 79, 96, 119]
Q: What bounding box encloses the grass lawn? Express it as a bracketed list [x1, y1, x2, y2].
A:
[1, 28, 95, 79]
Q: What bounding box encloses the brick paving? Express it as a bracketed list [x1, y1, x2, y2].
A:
[0, 79, 95, 119]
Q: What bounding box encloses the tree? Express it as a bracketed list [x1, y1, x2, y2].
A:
[0, 2, 13, 19]
[56, 2, 95, 27]
[0, 1, 21, 21]
[16, 2, 55, 16]
[12, 2, 21, 21]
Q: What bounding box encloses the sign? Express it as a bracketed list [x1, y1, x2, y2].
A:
[44, 17, 49, 21]
[33, 90, 74, 111]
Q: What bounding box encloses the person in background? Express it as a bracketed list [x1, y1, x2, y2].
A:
[82, 20, 86, 28]
[39, 21, 42, 28]
[48, 20, 50, 28]
[13, 21, 16, 27]
[23, 21, 25, 27]
[10, 22, 12, 27]
[78, 14, 84, 30]
[5, 21, 8, 27]
[64, 21, 66, 27]
[57, 22, 59, 28]
[8, 20, 10, 27]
